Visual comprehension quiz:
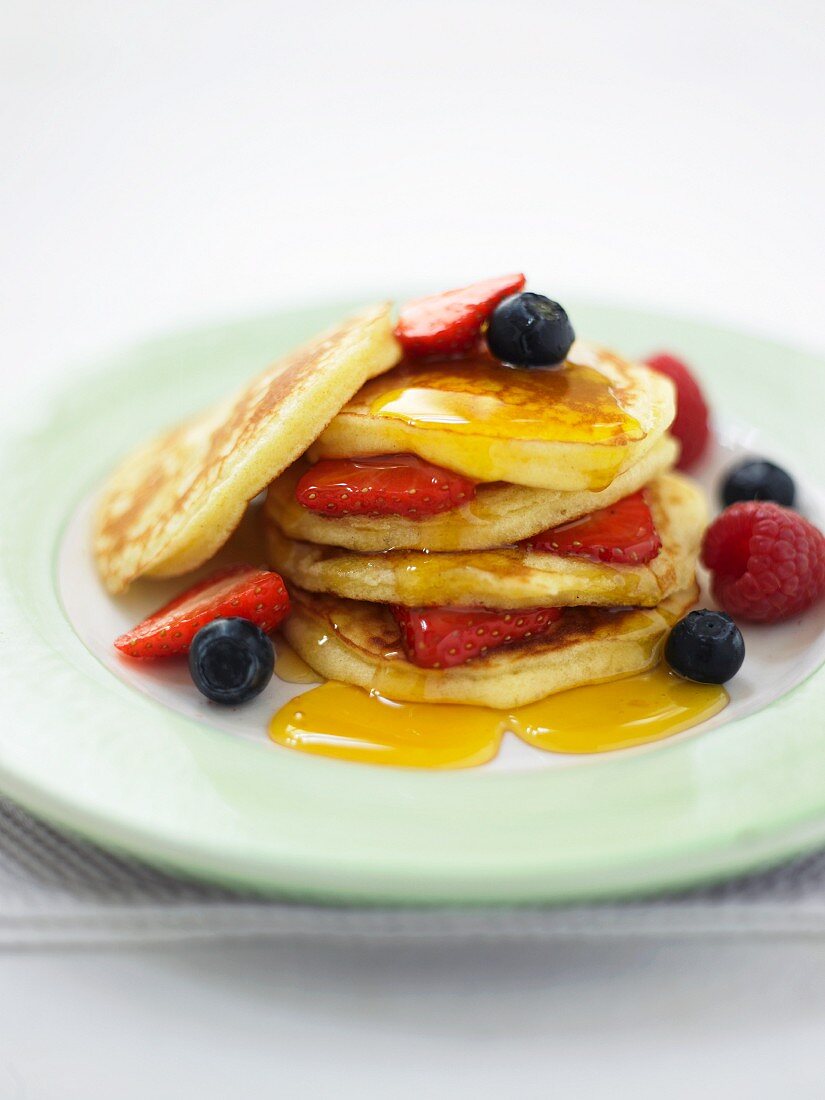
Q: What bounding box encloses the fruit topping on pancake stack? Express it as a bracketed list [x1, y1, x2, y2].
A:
[260, 278, 710, 707]
[104, 276, 825, 742]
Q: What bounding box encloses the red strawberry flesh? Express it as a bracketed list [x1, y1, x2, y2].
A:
[115, 564, 290, 659]
[395, 273, 526, 358]
[295, 454, 477, 518]
[522, 491, 662, 564]
[391, 604, 562, 669]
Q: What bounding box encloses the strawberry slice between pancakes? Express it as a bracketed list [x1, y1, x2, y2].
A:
[115, 564, 290, 659]
[391, 604, 563, 669]
[395, 273, 526, 358]
[522, 491, 662, 565]
[295, 454, 477, 518]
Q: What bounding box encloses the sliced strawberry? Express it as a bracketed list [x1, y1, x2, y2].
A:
[391, 604, 562, 669]
[522, 491, 662, 564]
[395, 273, 526, 358]
[295, 454, 476, 518]
[115, 564, 290, 660]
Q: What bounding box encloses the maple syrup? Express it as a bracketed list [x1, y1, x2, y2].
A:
[273, 638, 320, 684]
[268, 666, 728, 768]
[269, 681, 503, 768]
[509, 665, 727, 754]
[367, 356, 643, 446]
[312, 352, 648, 490]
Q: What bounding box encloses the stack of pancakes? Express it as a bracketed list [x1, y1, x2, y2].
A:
[94, 303, 707, 710]
[263, 343, 706, 709]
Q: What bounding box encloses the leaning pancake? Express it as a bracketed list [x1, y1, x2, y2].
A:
[308, 341, 675, 491]
[265, 473, 705, 609]
[281, 583, 699, 708]
[266, 435, 679, 552]
[94, 304, 402, 593]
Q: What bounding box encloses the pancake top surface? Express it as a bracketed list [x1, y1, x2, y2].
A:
[310, 341, 676, 490]
[344, 343, 645, 442]
[94, 303, 402, 593]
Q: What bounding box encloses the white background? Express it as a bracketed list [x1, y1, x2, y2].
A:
[2, 1, 825, 1096]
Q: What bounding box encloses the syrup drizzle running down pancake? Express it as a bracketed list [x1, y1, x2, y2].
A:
[309, 342, 676, 491]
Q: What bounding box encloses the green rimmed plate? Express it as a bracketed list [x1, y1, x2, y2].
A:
[1, 300, 823, 904]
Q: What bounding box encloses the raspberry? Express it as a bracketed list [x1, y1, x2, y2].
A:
[701, 502, 825, 623]
[645, 352, 711, 470]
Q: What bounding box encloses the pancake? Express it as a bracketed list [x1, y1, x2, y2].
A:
[265, 473, 706, 609]
[308, 341, 676, 491]
[265, 435, 679, 553]
[94, 304, 402, 593]
[280, 583, 699, 708]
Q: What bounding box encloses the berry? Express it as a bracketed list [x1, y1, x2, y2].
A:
[295, 454, 476, 518]
[702, 501, 825, 622]
[722, 458, 796, 508]
[391, 604, 562, 669]
[522, 491, 662, 564]
[395, 274, 526, 358]
[486, 292, 575, 368]
[188, 618, 274, 704]
[644, 352, 711, 470]
[665, 610, 745, 684]
[115, 564, 290, 659]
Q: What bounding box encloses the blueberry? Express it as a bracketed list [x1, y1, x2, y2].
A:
[188, 618, 274, 704]
[486, 292, 575, 368]
[722, 458, 795, 508]
[665, 610, 745, 685]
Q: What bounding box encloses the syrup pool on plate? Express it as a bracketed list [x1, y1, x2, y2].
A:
[269, 681, 504, 768]
[268, 667, 728, 769]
